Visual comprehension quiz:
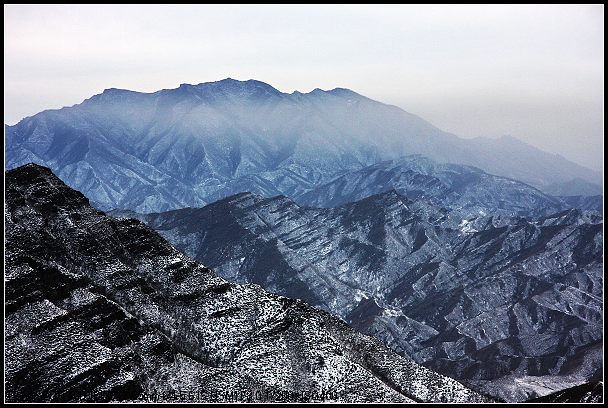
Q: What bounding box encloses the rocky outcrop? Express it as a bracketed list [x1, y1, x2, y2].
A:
[526, 381, 603, 403]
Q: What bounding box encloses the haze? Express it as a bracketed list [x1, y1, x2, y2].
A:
[4, 5, 604, 170]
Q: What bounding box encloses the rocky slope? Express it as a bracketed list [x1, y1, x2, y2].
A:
[5, 163, 487, 403]
[526, 381, 603, 403]
[122, 190, 603, 402]
[5, 79, 600, 212]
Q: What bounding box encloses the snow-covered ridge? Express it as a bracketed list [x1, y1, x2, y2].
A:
[129, 188, 603, 402]
[5, 163, 487, 403]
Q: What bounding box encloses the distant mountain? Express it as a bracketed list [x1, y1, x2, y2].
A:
[559, 195, 603, 213]
[545, 178, 603, 196]
[462, 135, 601, 194]
[119, 191, 603, 402]
[5, 78, 601, 212]
[5, 163, 486, 403]
[297, 155, 565, 217]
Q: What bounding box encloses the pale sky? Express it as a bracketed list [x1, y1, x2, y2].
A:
[4, 4, 604, 170]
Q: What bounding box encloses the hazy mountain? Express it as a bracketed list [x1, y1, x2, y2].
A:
[545, 178, 603, 197]
[119, 191, 603, 402]
[461, 135, 601, 194]
[297, 155, 565, 217]
[5, 78, 601, 212]
[5, 163, 487, 403]
[558, 195, 603, 213]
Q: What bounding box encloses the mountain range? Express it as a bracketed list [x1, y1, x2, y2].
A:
[527, 381, 603, 403]
[5, 163, 487, 403]
[5, 78, 601, 213]
[4, 78, 603, 403]
[296, 155, 571, 216]
[114, 189, 603, 402]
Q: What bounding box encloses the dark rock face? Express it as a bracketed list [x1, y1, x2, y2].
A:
[5, 163, 487, 403]
[526, 381, 603, 403]
[124, 190, 603, 402]
[5, 79, 600, 212]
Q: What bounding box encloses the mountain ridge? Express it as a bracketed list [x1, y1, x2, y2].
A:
[6, 78, 600, 213]
[5, 163, 487, 403]
[296, 155, 569, 216]
[118, 187, 603, 402]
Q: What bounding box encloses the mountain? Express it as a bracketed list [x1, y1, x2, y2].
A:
[545, 178, 603, 197]
[5, 78, 601, 212]
[558, 195, 603, 213]
[526, 381, 602, 403]
[297, 155, 565, 216]
[5, 163, 487, 403]
[119, 190, 603, 402]
[461, 135, 601, 195]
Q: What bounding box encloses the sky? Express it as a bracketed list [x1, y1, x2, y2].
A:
[4, 5, 604, 170]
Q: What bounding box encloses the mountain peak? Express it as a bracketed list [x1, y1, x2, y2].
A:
[326, 87, 363, 98]
[102, 87, 125, 93]
[211, 191, 267, 209]
[303, 87, 365, 102]
[82, 87, 139, 105]
[8, 162, 49, 173]
[7, 162, 62, 184]
[6, 163, 91, 211]
[193, 78, 282, 95]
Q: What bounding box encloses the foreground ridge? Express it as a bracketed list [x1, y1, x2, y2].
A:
[4, 163, 487, 403]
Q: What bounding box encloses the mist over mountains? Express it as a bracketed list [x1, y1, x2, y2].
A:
[5, 78, 601, 213]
